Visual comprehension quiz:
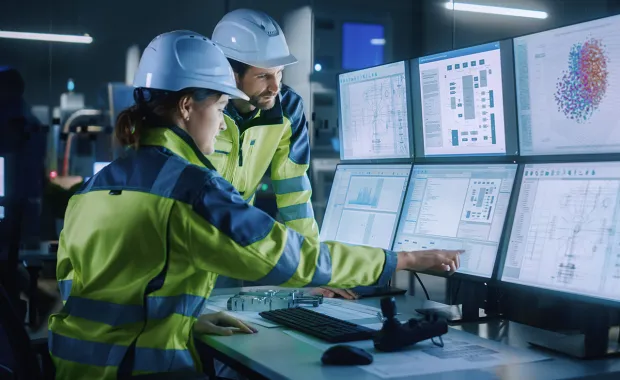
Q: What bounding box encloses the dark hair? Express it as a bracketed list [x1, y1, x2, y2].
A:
[114, 87, 221, 148]
[227, 59, 250, 78]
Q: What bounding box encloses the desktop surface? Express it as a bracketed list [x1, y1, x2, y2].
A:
[200, 287, 620, 380]
[392, 164, 517, 279]
[338, 61, 412, 161]
[319, 164, 411, 250]
[515, 14, 620, 156]
[501, 161, 620, 305]
[413, 41, 518, 157]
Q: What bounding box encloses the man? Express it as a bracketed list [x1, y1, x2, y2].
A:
[210, 8, 316, 236]
[210, 9, 358, 299]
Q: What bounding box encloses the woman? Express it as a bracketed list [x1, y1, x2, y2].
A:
[48, 30, 462, 379]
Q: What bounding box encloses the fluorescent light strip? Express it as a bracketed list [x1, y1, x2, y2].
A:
[444, 2, 548, 19]
[370, 38, 386, 46]
[0, 31, 93, 44]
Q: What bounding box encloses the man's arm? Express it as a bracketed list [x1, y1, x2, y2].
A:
[271, 89, 319, 238]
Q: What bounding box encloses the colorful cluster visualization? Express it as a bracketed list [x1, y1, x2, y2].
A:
[554, 37, 609, 123]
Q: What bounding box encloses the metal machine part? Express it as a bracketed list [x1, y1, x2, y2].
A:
[227, 289, 323, 312]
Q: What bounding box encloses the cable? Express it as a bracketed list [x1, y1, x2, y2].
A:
[450, 279, 461, 305]
[414, 273, 430, 300]
[0, 363, 14, 375]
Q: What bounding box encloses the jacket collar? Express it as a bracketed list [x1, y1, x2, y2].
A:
[140, 125, 215, 170]
[224, 93, 284, 128]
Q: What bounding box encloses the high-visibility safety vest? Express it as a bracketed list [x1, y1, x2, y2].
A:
[208, 85, 318, 239]
[48, 126, 397, 379]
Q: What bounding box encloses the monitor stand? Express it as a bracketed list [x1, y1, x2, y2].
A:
[354, 284, 407, 299]
[527, 307, 620, 359]
[414, 283, 499, 324]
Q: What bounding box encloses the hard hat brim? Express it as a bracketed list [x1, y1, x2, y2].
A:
[233, 53, 298, 70]
[210, 83, 250, 101]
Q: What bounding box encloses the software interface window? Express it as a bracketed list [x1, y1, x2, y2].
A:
[502, 162, 620, 303]
[418, 42, 507, 156]
[516, 15, 620, 155]
[393, 164, 517, 278]
[339, 61, 411, 160]
[320, 164, 411, 249]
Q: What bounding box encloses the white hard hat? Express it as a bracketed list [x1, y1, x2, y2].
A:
[212, 9, 298, 69]
[133, 30, 249, 100]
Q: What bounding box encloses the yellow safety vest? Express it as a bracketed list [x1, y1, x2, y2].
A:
[49, 125, 396, 379]
[208, 85, 318, 238]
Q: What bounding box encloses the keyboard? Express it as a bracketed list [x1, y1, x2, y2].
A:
[259, 307, 376, 343]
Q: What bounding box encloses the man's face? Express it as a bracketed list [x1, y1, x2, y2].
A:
[235, 65, 284, 110]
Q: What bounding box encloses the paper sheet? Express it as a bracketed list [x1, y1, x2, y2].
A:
[302, 298, 382, 321]
[283, 327, 548, 378]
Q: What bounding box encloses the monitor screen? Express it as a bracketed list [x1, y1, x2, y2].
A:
[320, 164, 411, 250]
[501, 162, 620, 303]
[393, 164, 517, 278]
[338, 61, 412, 161]
[93, 161, 111, 175]
[515, 15, 620, 156]
[413, 41, 518, 157]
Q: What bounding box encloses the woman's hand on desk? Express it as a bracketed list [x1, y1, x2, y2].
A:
[397, 249, 464, 274]
[194, 311, 258, 336]
[310, 287, 359, 300]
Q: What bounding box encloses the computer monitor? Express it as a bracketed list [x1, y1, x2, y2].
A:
[338, 61, 413, 161]
[392, 164, 518, 279]
[320, 164, 411, 250]
[412, 41, 518, 158]
[515, 15, 620, 156]
[500, 162, 620, 305]
[93, 161, 110, 175]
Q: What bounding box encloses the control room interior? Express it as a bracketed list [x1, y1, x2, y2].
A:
[2, 0, 620, 379]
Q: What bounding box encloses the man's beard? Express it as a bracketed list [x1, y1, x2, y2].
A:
[248, 92, 278, 110]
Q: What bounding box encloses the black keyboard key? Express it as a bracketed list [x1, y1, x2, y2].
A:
[259, 307, 376, 343]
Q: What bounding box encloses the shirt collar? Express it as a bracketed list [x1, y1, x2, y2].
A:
[140, 125, 215, 170]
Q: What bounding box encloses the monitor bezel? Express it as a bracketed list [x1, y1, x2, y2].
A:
[496, 160, 620, 308]
[320, 162, 413, 251]
[337, 60, 416, 164]
[391, 162, 521, 283]
[514, 13, 620, 157]
[411, 39, 520, 162]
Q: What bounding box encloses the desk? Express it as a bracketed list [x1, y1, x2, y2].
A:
[198, 288, 620, 380]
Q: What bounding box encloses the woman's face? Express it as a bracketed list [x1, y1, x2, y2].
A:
[181, 94, 229, 155]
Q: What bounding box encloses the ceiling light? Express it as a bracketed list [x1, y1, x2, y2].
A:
[0, 31, 93, 44]
[444, 2, 548, 19]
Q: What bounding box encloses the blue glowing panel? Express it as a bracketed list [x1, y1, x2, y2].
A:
[342, 23, 385, 70]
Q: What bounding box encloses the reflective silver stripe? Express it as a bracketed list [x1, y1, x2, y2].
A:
[49, 332, 195, 372]
[254, 228, 304, 285]
[307, 243, 332, 286]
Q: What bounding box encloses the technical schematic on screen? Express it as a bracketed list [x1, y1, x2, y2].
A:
[393, 164, 517, 278]
[320, 164, 411, 249]
[339, 62, 411, 160]
[418, 42, 507, 156]
[502, 162, 620, 303]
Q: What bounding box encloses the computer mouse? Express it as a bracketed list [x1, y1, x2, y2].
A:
[321, 344, 373, 366]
